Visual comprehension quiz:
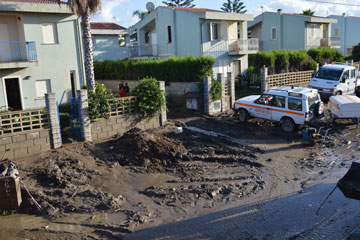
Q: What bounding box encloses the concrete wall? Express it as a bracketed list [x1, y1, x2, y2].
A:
[0, 12, 84, 109]
[330, 15, 360, 55]
[0, 129, 51, 159]
[91, 115, 160, 141]
[93, 34, 129, 61]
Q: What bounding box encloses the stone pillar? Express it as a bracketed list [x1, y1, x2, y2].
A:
[203, 76, 212, 114]
[261, 66, 268, 93]
[157, 81, 167, 126]
[316, 63, 319, 72]
[45, 93, 62, 149]
[77, 89, 92, 142]
[217, 73, 226, 112]
[350, 59, 354, 66]
[228, 72, 235, 109]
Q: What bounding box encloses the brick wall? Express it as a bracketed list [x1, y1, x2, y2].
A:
[0, 129, 51, 159]
[91, 115, 160, 141]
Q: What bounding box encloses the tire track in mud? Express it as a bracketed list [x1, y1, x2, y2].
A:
[126, 184, 360, 240]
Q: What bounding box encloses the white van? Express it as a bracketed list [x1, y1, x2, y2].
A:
[234, 86, 324, 132]
[309, 64, 360, 99]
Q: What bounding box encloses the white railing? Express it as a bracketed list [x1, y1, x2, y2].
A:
[203, 38, 259, 55]
[228, 39, 259, 52]
[306, 37, 341, 49]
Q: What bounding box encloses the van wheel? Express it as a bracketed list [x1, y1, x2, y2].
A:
[335, 91, 342, 96]
[238, 109, 249, 122]
[281, 118, 296, 132]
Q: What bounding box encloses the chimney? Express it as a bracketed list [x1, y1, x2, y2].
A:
[277, 9, 283, 14]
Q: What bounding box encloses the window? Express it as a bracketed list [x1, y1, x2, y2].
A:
[258, 94, 273, 105]
[35, 80, 51, 98]
[211, 23, 219, 41]
[288, 98, 303, 112]
[351, 69, 356, 78]
[167, 26, 172, 43]
[273, 96, 285, 108]
[315, 68, 343, 81]
[334, 28, 339, 37]
[310, 24, 316, 37]
[343, 70, 349, 80]
[271, 27, 277, 40]
[42, 23, 58, 44]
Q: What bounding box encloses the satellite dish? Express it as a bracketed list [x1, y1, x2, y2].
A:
[146, 2, 155, 12]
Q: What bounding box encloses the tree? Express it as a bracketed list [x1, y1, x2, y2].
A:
[162, 0, 195, 8]
[221, 0, 247, 13]
[60, 0, 101, 92]
[132, 10, 148, 20]
[351, 42, 360, 62]
[302, 9, 315, 16]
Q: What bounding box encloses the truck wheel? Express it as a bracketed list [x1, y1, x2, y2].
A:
[335, 91, 342, 96]
[281, 118, 296, 132]
[238, 109, 249, 122]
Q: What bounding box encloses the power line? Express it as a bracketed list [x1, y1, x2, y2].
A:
[307, 0, 360, 7]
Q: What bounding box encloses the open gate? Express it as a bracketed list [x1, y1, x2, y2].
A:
[69, 97, 81, 140]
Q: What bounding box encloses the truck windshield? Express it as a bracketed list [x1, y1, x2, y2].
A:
[308, 94, 319, 110]
[315, 68, 343, 81]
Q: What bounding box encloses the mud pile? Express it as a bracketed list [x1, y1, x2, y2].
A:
[20, 152, 124, 218]
[109, 128, 191, 172]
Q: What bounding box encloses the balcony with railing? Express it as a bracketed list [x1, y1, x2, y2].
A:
[306, 37, 341, 50]
[0, 41, 38, 69]
[129, 44, 158, 58]
[203, 38, 259, 58]
[228, 39, 259, 55]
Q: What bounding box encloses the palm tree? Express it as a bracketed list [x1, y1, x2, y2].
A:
[59, 0, 101, 92]
[132, 10, 148, 20]
[302, 9, 315, 16]
[221, 0, 247, 13]
[162, 0, 195, 8]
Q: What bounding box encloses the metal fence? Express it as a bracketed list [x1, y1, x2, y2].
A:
[0, 41, 37, 62]
[108, 96, 136, 117]
[0, 109, 49, 135]
[129, 44, 158, 57]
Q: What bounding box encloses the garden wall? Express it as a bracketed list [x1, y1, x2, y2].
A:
[91, 115, 160, 141]
[97, 80, 139, 94]
[0, 129, 51, 159]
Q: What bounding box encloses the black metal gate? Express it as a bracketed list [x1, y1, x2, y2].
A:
[69, 97, 81, 140]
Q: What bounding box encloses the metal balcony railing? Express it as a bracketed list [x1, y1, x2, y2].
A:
[306, 37, 341, 49]
[129, 44, 158, 57]
[229, 38, 259, 52]
[0, 41, 37, 63]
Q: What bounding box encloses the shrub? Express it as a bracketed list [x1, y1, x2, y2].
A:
[88, 82, 114, 120]
[273, 50, 290, 72]
[307, 48, 322, 63]
[210, 80, 222, 101]
[288, 50, 308, 69]
[252, 51, 276, 72]
[308, 59, 318, 70]
[131, 78, 165, 117]
[94, 55, 215, 82]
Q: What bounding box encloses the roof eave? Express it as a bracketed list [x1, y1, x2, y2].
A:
[0, 1, 73, 14]
[309, 16, 337, 24]
[204, 12, 253, 21]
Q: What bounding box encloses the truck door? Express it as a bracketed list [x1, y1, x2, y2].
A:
[342, 69, 350, 94]
[253, 94, 272, 120]
[271, 95, 286, 121]
[349, 68, 356, 94]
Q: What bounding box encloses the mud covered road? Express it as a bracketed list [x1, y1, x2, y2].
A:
[0, 110, 359, 239]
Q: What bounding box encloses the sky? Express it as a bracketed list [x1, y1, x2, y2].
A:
[91, 0, 360, 28]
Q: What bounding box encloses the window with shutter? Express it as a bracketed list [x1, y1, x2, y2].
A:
[42, 23, 58, 44]
[271, 27, 277, 40]
[35, 80, 51, 98]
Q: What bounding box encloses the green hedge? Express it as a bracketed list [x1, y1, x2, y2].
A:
[249, 48, 343, 75]
[94, 55, 215, 82]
